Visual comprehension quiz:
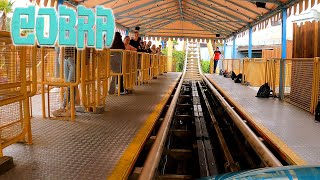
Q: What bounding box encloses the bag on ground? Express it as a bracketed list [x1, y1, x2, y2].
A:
[256, 83, 272, 98]
[315, 102, 320, 122]
[231, 71, 236, 80]
[234, 74, 242, 83]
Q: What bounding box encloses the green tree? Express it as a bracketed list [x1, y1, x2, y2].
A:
[0, 0, 14, 30]
[201, 60, 210, 73]
[173, 50, 185, 72]
[162, 48, 185, 72]
[172, 40, 178, 46]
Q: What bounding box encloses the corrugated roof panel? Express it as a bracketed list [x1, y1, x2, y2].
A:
[73, 0, 319, 39]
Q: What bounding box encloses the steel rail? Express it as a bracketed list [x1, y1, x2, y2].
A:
[138, 42, 189, 180]
[200, 73, 282, 167]
[139, 40, 281, 180]
[196, 43, 282, 167]
[198, 82, 240, 172]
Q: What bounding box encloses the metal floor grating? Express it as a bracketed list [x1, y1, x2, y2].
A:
[205, 74, 320, 165]
[0, 72, 181, 180]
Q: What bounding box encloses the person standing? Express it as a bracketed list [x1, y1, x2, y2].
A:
[130, 30, 142, 51]
[213, 47, 221, 73]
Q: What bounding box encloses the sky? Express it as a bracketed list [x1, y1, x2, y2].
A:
[8, 0, 31, 17]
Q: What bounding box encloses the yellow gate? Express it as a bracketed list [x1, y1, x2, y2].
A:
[0, 31, 36, 156]
[40, 47, 81, 121]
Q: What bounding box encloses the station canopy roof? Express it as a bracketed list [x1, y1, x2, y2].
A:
[79, 0, 318, 41]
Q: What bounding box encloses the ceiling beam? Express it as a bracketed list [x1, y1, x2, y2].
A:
[184, 16, 233, 34]
[224, 0, 261, 16]
[115, 22, 129, 31]
[226, 0, 300, 39]
[184, 1, 246, 30]
[183, 10, 238, 32]
[117, 6, 179, 24]
[116, 9, 178, 24]
[115, 0, 157, 16]
[206, 0, 253, 20]
[183, 13, 234, 33]
[96, 0, 114, 7]
[125, 12, 180, 28]
[116, 15, 244, 22]
[189, 0, 246, 22]
[194, 20, 230, 33]
[178, 0, 183, 20]
[122, 11, 179, 27]
[143, 20, 178, 33]
[144, 28, 215, 32]
[148, 32, 216, 35]
[115, 0, 175, 16]
[183, 15, 229, 35]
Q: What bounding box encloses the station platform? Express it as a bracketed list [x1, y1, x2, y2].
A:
[205, 74, 320, 165]
[0, 72, 181, 180]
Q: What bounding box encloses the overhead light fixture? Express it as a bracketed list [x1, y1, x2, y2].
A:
[216, 34, 220, 37]
[255, 2, 266, 8]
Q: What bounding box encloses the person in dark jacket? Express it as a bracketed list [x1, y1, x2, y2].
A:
[130, 31, 142, 51]
[111, 32, 125, 49]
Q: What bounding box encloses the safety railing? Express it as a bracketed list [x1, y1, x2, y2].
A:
[232, 59, 243, 75]
[39, 47, 81, 121]
[151, 54, 159, 79]
[0, 31, 36, 156]
[221, 59, 236, 73]
[80, 48, 110, 112]
[137, 52, 150, 85]
[130, 51, 138, 87]
[144, 53, 151, 82]
[110, 50, 136, 95]
[3, 44, 169, 128]
[110, 49, 126, 96]
[269, 58, 317, 113]
[96, 49, 110, 108]
[158, 55, 164, 75]
[163, 55, 168, 73]
[242, 58, 267, 87]
[220, 59, 243, 76]
[265, 58, 291, 97]
[218, 56, 320, 114]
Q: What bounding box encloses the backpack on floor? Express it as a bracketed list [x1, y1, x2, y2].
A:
[227, 71, 232, 78]
[219, 69, 223, 75]
[316, 102, 320, 122]
[234, 74, 242, 83]
[223, 70, 228, 77]
[256, 83, 272, 98]
[231, 71, 237, 80]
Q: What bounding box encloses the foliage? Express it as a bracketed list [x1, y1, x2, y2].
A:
[162, 48, 185, 72]
[0, 0, 14, 30]
[172, 40, 178, 45]
[201, 60, 210, 73]
[173, 50, 185, 72]
[162, 48, 168, 55]
[0, 0, 14, 14]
